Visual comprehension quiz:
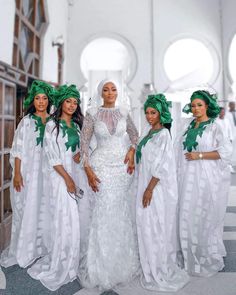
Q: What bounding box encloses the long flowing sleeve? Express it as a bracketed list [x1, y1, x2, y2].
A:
[44, 122, 62, 167]
[214, 121, 233, 165]
[80, 111, 95, 167]
[126, 114, 139, 146]
[150, 129, 172, 181]
[10, 118, 25, 162]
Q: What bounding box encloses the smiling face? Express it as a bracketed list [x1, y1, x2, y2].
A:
[61, 97, 78, 116]
[191, 98, 208, 119]
[102, 82, 117, 107]
[145, 107, 161, 127]
[33, 93, 49, 113]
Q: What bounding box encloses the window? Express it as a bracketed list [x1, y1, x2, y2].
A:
[0, 80, 16, 225]
[228, 34, 236, 83]
[13, 0, 48, 77]
[164, 38, 215, 85]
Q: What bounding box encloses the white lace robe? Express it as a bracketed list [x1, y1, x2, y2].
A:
[27, 120, 86, 291]
[78, 106, 140, 291]
[175, 118, 232, 277]
[136, 128, 189, 292]
[0, 115, 50, 268]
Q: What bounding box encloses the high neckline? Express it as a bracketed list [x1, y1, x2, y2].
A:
[99, 106, 118, 110]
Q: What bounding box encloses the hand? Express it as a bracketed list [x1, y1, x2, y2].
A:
[73, 152, 81, 164]
[185, 152, 200, 161]
[65, 176, 76, 193]
[85, 167, 101, 192]
[13, 172, 24, 192]
[124, 148, 135, 175]
[142, 189, 153, 208]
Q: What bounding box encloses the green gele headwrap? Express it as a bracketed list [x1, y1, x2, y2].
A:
[53, 84, 81, 108]
[24, 80, 54, 108]
[182, 90, 220, 118]
[144, 94, 172, 124]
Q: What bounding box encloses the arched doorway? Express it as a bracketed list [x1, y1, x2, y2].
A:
[79, 36, 137, 113]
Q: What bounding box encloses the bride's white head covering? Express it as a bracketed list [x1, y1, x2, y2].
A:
[92, 79, 118, 107]
[97, 79, 117, 98]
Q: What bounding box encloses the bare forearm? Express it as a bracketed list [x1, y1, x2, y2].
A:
[53, 165, 71, 181]
[146, 176, 159, 192]
[14, 157, 21, 175]
[185, 151, 221, 161]
[200, 151, 220, 160]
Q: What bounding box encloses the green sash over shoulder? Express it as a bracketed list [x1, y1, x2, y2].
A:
[136, 128, 163, 164]
[31, 114, 50, 147]
[59, 119, 80, 152]
[183, 118, 214, 152]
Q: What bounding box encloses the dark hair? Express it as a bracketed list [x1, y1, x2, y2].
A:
[163, 122, 172, 135]
[51, 101, 84, 143]
[24, 97, 52, 116]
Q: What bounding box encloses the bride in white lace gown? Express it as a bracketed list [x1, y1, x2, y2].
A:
[78, 80, 140, 291]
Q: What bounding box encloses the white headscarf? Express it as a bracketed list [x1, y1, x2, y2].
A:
[92, 79, 118, 107]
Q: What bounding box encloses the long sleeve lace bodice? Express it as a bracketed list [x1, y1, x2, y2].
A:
[80, 107, 138, 166]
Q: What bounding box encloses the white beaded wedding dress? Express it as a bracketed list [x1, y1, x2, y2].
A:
[78, 106, 140, 292]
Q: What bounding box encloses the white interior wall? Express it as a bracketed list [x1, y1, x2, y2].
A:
[66, 0, 152, 108]
[0, 0, 15, 65]
[65, 0, 225, 129]
[154, 0, 223, 97]
[41, 0, 69, 83]
[221, 0, 236, 99]
[0, 0, 234, 106]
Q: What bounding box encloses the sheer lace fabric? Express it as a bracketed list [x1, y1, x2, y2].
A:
[78, 106, 140, 290]
[27, 120, 84, 291]
[80, 107, 138, 166]
[175, 119, 232, 276]
[0, 115, 50, 268]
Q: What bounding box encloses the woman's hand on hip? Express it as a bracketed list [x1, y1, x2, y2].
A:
[124, 148, 135, 174]
[85, 166, 101, 192]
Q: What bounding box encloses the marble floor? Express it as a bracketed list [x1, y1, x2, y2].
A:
[1, 176, 236, 295]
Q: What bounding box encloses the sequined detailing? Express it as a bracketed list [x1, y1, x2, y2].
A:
[79, 106, 140, 289]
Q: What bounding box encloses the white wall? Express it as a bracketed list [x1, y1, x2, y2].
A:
[41, 0, 69, 83]
[65, 0, 225, 128]
[66, 0, 224, 102]
[0, 0, 15, 65]
[154, 0, 223, 97]
[221, 0, 236, 99]
[66, 0, 152, 106]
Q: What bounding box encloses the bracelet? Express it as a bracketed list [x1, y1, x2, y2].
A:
[198, 152, 203, 160]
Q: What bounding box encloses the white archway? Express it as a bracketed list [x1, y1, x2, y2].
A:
[79, 34, 137, 111]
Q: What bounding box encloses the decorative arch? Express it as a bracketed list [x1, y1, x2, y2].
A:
[78, 32, 138, 85]
[160, 34, 220, 91]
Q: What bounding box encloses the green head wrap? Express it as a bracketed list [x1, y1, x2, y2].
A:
[182, 90, 220, 118]
[24, 80, 54, 108]
[53, 84, 81, 108]
[144, 94, 172, 124]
